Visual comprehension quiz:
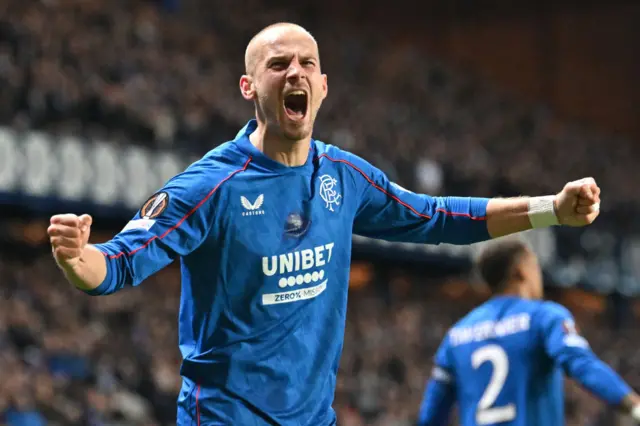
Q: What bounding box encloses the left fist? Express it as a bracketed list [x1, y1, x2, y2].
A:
[554, 177, 601, 227]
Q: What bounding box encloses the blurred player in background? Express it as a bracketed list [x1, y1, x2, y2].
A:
[418, 238, 640, 426]
[48, 22, 602, 425]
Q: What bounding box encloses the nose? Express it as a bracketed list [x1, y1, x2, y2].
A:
[286, 58, 305, 82]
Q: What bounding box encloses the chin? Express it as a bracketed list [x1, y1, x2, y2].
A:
[282, 122, 312, 141]
[283, 130, 309, 141]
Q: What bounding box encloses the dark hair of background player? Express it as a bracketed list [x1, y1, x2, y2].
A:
[476, 239, 531, 292]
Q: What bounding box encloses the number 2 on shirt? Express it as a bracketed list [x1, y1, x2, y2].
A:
[472, 344, 517, 424]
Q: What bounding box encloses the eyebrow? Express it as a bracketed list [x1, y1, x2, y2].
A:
[266, 54, 290, 63]
[266, 53, 318, 64]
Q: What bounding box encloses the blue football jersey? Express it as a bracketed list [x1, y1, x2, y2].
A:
[418, 296, 632, 426]
[86, 120, 491, 425]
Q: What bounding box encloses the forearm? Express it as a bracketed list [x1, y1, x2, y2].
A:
[59, 244, 107, 291]
[486, 196, 559, 238]
[433, 195, 557, 245]
[485, 197, 533, 239]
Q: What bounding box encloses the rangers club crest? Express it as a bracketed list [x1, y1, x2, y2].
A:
[318, 174, 341, 212]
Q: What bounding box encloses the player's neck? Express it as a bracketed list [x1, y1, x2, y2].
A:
[499, 285, 530, 299]
[249, 126, 310, 167]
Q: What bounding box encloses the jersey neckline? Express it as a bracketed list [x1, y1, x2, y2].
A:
[234, 120, 316, 175]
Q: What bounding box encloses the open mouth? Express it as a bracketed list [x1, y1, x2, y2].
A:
[284, 90, 308, 120]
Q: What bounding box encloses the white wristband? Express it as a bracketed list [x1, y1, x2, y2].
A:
[528, 196, 559, 229]
[631, 405, 640, 421]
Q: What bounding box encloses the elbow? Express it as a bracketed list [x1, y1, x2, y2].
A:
[77, 254, 128, 296]
[434, 197, 491, 245]
[435, 216, 490, 246]
[75, 286, 107, 297]
[73, 275, 116, 297]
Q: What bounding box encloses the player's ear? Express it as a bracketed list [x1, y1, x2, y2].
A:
[240, 75, 255, 100]
[321, 74, 328, 100]
[511, 262, 527, 285]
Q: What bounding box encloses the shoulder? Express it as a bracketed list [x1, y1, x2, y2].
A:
[200, 140, 250, 171]
[314, 139, 370, 168]
[529, 300, 575, 333]
[162, 142, 249, 203]
[536, 300, 572, 320]
[313, 139, 385, 182]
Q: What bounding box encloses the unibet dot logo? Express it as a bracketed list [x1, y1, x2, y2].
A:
[278, 270, 325, 288]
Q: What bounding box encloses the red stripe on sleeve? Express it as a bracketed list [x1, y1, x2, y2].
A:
[103, 157, 252, 259]
[318, 154, 486, 221]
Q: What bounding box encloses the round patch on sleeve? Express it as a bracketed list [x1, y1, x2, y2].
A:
[140, 192, 170, 219]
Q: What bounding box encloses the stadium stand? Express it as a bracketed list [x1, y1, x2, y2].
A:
[1, 250, 638, 425]
[2, 0, 640, 205]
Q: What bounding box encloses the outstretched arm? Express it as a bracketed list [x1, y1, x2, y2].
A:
[486, 178, 600, 238]
[541, 303, 640, 420]
[48, 163, 226, 295]
[347, 148, 601, 244]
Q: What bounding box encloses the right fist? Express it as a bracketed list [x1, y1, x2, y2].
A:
[48, 214, 93, 268]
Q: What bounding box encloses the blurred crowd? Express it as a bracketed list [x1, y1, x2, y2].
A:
[1, 0, 640, 425]
[1, 0, 639, 211]
[1, 249, 637, 426]
[0, 250, 183, 426]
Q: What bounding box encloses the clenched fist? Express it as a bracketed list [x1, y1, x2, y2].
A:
[555, 177, 601, 227]
[48, 214, 93, 269]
